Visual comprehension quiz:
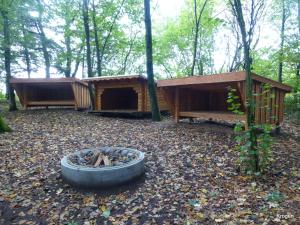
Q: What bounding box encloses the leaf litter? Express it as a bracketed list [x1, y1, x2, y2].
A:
[0, 109, 299, 224]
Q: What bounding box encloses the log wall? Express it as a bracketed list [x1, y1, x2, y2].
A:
[71, 82, 91, 109]
[93, 80, 169, 112]
[251, 80, 286, 125]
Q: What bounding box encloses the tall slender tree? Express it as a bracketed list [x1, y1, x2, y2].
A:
[21, 22, 32, 78]
[230, 0, 265, 172]
[91, 0, 101, 77]
[297, 0, 300, 77]
[35, 0, 51, 78]
[144, 0, 161, 121]
[0, 0, 17, 111]
[190, 0, 208, 76]
[278, 0, 287, 83]
[82, 0, 95, 109]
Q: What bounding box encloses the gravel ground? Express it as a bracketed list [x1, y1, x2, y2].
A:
[0, 109, 299, 225]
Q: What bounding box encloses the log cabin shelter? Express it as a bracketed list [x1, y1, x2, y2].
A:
[157, 71, 292, 125]
[10, 78, 91, 110]
[84, 75, 169, 114]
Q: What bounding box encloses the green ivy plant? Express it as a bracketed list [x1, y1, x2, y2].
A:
[227, 85, 274, 174]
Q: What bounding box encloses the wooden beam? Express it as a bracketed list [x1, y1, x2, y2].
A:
[27, 100, 75, 106]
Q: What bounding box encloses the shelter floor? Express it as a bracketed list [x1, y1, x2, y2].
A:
[179, 111, 246, 123]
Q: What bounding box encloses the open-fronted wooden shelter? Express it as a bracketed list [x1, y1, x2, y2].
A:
[10, 78, 91, 110]
[85, 75, 169, 114]
[157, 71, 292, 125]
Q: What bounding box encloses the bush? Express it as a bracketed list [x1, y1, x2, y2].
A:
[285, 93, 300, 124]
[0, 116, 12, 133]
[0, 91, 6, 101]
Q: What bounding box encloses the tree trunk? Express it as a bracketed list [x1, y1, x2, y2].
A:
[2, 11, 17, 111]
[72, 46, 83, 77]
[144, 0, 161, 121]
[36, 21, 50, 78]
[191, 1, 200, 76]
[297, 0, 300, 77]
[278, 0, 286, 83]
[35, 0, 50, 78]
[98, 0, 126, 74]
[65, 30, 72, 78]
[83, 0, 95, 109]
[21, 24, 31, 78]
[231, 0, 258, 172]
[190, 0, 207, 76]
[92, 0, 102, 76]
[298, 0, 300, 35]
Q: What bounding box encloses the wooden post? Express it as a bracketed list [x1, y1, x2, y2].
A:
[175, 87, 180, 123]
[23, 84, 28, 110]
[133, 86, 143, 112]
[98, 88, 104, 111]
[71, 83, 78, 110]
[95, 84, 99, 110]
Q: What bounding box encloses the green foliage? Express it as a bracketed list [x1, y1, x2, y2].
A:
[227, 87, 244, 115]
[285, 92, 300, 123]
[0, 116, 12, 133]
[227, 86, 274, 174]
[0, 91, 6, 100]
[153, 0, 221, 77]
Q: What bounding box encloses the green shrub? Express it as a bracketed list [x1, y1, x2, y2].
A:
[0, 92, 6, 100]
[285, 93, 300, 124]
[227, 86, 273, 174]
[0, 116, 12, 133]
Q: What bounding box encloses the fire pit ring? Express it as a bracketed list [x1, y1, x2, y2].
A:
[61, 147, 145, 188]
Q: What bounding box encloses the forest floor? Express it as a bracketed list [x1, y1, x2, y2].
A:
[0, 109, 299, 225]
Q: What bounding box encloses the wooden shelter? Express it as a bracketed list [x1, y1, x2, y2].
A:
[157, 71, 292, 125]
[85, 75, 169, 114]
[10, 78, 91, 110]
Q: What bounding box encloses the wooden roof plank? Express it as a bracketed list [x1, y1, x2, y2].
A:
[157, 71, 292, 92]
[157, 71, 246, 87]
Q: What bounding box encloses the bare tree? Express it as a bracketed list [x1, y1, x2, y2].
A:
[190, 0, 208, 76]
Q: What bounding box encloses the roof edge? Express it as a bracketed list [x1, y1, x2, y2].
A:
[10, 77, 88, 86]
[83, 75, 147, 82]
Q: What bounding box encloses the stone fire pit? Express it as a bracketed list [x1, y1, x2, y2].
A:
[61, 147, 145, 188]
